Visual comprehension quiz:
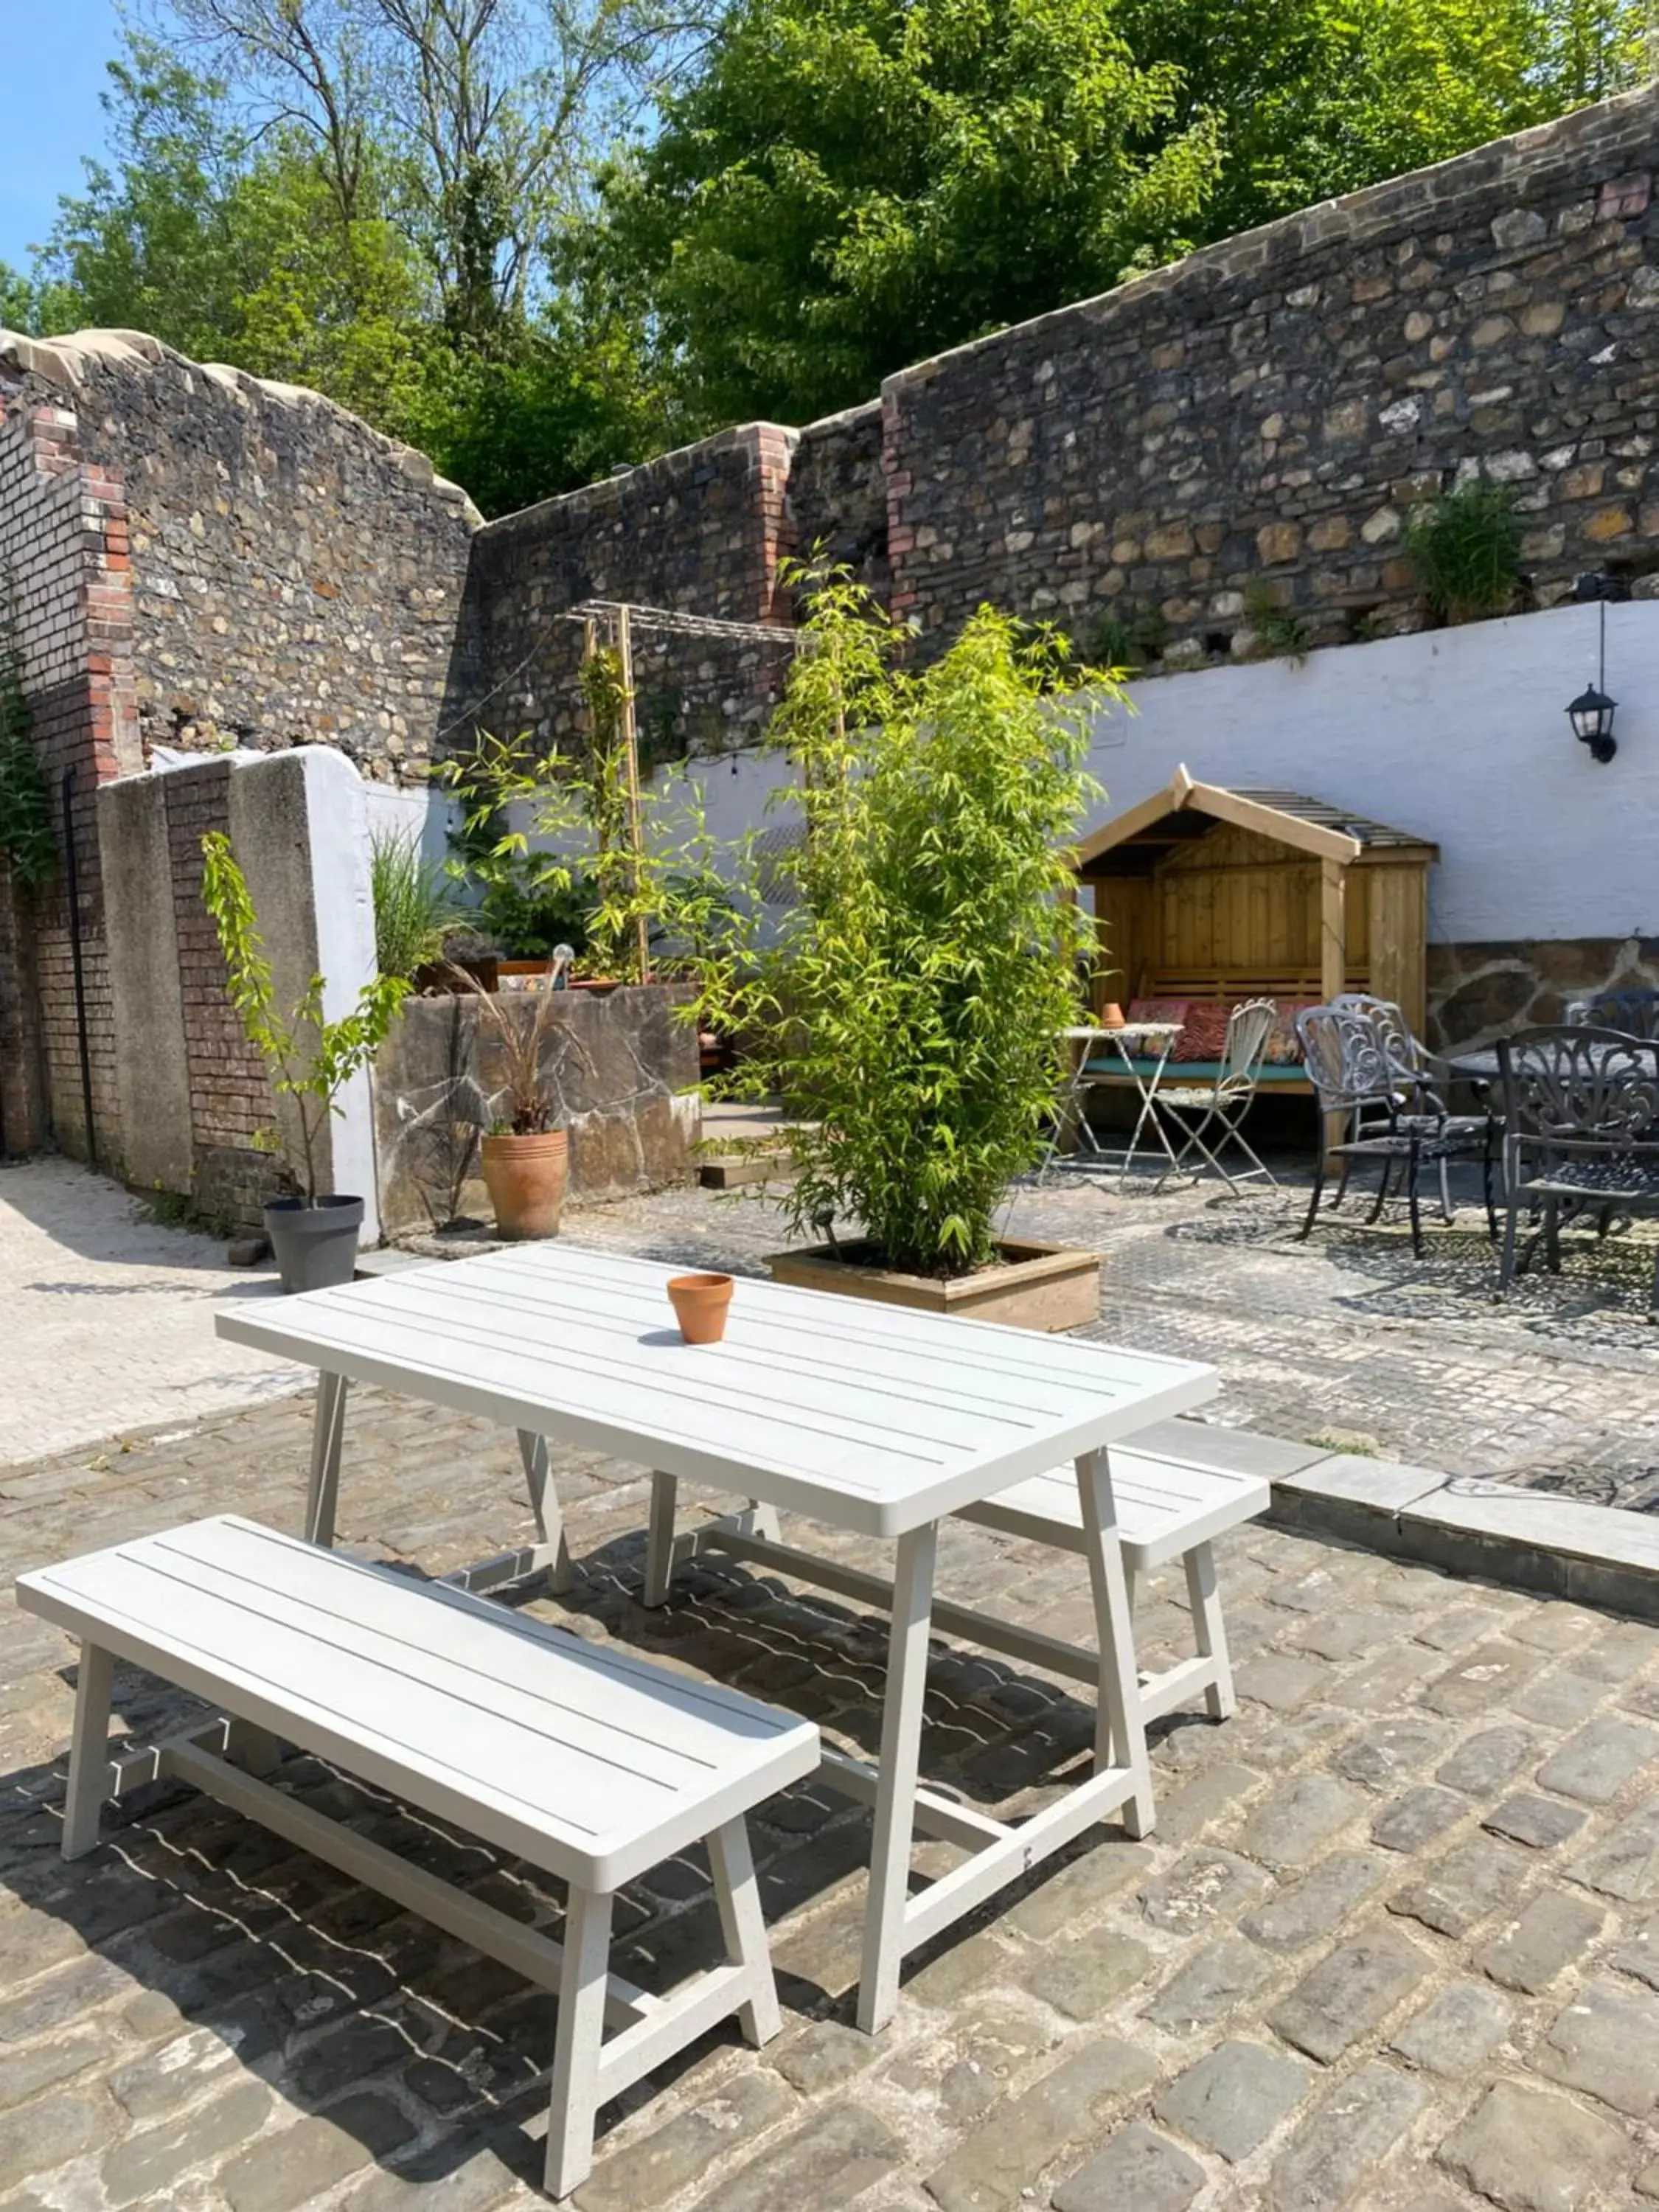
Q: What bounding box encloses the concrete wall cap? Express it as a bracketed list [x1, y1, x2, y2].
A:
[0, 330, 78, 386]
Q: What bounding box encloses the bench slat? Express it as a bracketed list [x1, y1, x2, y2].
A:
[18, 1516, 818, 1890]
[958, 1451, 1269, 1571]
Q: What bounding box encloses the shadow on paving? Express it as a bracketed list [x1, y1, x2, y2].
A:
[1, 1523, 1205, 2197]
[1164, 1182, 1659, 1348]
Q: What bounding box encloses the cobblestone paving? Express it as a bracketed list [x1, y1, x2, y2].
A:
[557, 1166, 1659, 1508]
[11, 1390, 1659, 2208]
[0, 1158, 298, 1464]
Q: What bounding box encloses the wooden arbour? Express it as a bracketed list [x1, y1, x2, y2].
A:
[1071, 766, 1439, 1034]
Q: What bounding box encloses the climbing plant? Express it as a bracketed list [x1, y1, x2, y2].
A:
[0, 574, 55, 889]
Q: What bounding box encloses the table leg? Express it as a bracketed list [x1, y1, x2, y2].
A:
[1122, 1040, 1183, 1180]
[63, 1641, 113, 1860]
[643, 1470, 678, 1607]
[303, 1371, 349, 1548]
[516, 1431, 572, 1594]
[1076, 1448, 1155, 1839]
[857, 1520, 938, 2034]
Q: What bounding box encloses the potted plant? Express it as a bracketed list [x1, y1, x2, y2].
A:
[696, 571, 1124, 1330]
[456, 971, 569, 1239]
[201, 832, 410, 1293]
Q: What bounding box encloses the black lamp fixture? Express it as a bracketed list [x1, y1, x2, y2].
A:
[1568, 571, 1630, 764]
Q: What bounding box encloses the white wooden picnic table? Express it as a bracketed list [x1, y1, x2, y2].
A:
[216, 1245, 1217, 2030]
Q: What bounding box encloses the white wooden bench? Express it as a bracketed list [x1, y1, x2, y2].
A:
[16, 1514, 819, 2201]
[956, 1446, 1269, 1725]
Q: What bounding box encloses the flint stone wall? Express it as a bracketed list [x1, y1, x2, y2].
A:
[881, 88, 1659, 666]
[375, 985, 700, 1237]
[460, 423, 799, 773]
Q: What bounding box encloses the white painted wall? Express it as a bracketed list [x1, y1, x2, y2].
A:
[1076, 598, 1659, 945]
[387, 598, 1659, 949]
[686, 599, 1659, 947]
[297, 748, 382, 1234]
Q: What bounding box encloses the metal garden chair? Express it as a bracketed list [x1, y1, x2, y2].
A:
[1295, 1001, 1497, 1257]
[1150, 998, 1279, 1193]
[1565, 988, 1659, 1038]
[1496, 1026, 1659, 1316]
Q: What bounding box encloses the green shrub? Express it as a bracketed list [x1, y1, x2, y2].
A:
[1089, 601, 1168, 671]
[369, 825, 463, 980]
[1242, 578, 1310, 663]
[1404, 479, 1524, 622]
[697, 575, 1118, 1278]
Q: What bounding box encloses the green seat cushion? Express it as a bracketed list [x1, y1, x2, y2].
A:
[1083, 1057, 1308, 1082]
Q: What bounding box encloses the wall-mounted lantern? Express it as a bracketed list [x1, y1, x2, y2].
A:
[1568, 571, 1630, 765]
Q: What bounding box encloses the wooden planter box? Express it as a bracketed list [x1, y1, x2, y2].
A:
[766, 1238, 1100, 1332]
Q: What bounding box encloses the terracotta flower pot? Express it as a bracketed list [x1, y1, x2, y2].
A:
[480, 1130, 568, 1240]
[1099, 1002, 1127, 1029]
[667, 1272, 734, 1344]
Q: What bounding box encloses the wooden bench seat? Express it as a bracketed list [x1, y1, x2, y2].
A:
[957, 1447, 1269, 1727]
[18, 1514, 820, 2199]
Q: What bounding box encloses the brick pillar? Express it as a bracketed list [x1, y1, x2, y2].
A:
[0, 372, 141, 1165]
[753, 424, 801, 622]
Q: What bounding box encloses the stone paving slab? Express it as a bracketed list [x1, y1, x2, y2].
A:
[0, 1159, 298, 1466]
[7, 1388, 1659, 2207]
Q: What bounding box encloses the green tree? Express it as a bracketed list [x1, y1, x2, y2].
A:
[591, 0, 1222, 425]
[29, 36, 430, 427]
[587, 0, 1657, 429]
[1119, 0, 1654, 243]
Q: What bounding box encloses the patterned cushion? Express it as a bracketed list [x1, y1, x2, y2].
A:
[1263, 999, 1319, 1065]
[1172, 1001, 1233, 1062]
[1125, 997, 1190, 1031]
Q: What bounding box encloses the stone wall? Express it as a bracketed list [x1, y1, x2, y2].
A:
[375, 985, 700, 1236]
[0, 326, 473, 1169]
[1427, 936, 1659, 1048]
[1, 328, 479, 785]
[881, 87, 1659, 666]
[460, 422, 799, 770]
[785, 401, 889, 597]
[445, 83, 1659, 751]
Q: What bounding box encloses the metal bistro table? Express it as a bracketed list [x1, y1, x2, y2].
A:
[1058, 1021, 1185, 1178]
[216, 1245, 1217, 2031]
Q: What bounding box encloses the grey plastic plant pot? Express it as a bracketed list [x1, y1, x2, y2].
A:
[262, 1194, 365, 1294]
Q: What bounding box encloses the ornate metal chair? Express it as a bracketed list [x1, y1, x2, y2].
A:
[1150, 998, 1279, 1194]
[1295, 1001, 1497, 1257]
[1565, 988, 1659, 1039]
[1496, 1027, 1659, 1315]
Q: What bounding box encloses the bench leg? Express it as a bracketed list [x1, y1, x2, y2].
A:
[643, 1470, 678, 1607]
[63, 1641, 113, 1860]
[1185, 1543, 1235, 1719]
[1077, 1450, 1155, 1840]
[304, 1370, 349, 1548]
[518, 1430, 573, 1595]
[545, 1883, 613, 2201]
[858, 1520, 938, 2033]
[709, 1817, 782, 2047]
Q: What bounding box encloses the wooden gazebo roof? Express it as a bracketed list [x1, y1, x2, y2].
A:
[1074, 765, 1439, 878]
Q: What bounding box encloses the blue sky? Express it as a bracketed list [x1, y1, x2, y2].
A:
[0, 0, 123, 271]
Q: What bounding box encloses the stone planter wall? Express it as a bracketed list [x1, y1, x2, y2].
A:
[1427, 937, 1659, 1048]
[374, 984, 700, 1237]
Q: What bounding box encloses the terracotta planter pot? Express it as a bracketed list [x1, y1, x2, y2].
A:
[1099, 1002, 1127, 1030]
[667, 1272, 734, 1343]
[480, 1130, 568, 1240]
